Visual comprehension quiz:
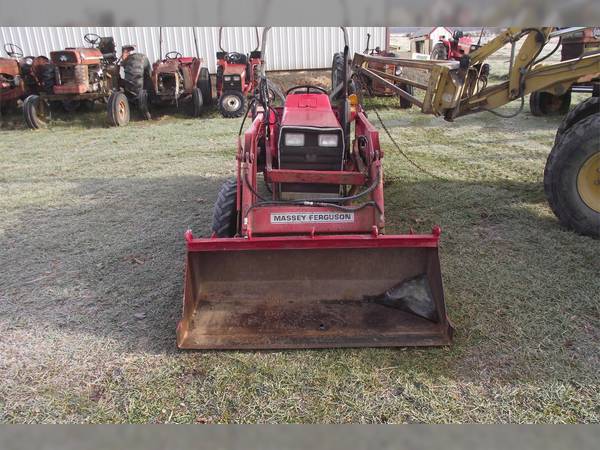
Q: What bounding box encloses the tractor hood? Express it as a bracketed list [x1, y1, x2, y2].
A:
[51, 48, 102, 65]
[281, 93, 340, 129]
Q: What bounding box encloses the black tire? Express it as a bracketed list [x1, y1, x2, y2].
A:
[530, 91, 571, 116]
[107, 91, 130, 127]
[554, 96, 600, 146]
[122, 53, 151, 94]
[197, 67, 212, 106]
[38, 63, 56, 94]
[431, 43, 448, 60]
[544, 113, 600, 238]
[218, 90, 246, 118]
[331, 52, 345, 96]
[23, 95, 47, 129]
[211, 178, 238, 237]
[189, 87, 203, 117]
[398, 83, 413, 109]
[138, 89, 151, 120]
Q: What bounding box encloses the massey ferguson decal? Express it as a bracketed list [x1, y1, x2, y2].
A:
[270, 212, 355, 224]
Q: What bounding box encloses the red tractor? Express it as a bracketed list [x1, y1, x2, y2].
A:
[23, 34, 142, 129]
[134, 28, 212, 119]
[177, 27, 452, 350]
[430, 29, 473, 61]
[215, 27, 263, 118]
[346, 33, 413, 108]
[0, 43, 51, 115]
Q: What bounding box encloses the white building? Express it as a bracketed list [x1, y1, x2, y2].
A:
[0, 27, 388, 72]
[409, 27, 454, 55]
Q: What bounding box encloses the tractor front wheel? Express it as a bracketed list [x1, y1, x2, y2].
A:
[398, 83, 413, 109]
[211, 178, 238, 237]
[107, 91, 130, 127]
[190, 87, 203, 117]
[544, 112, 600, 238]
[530, 91, 571, 116]
[138, 89, 151, 120]
[23, 95, 48, 129]
[198, 67, 212, 106]
[218, 90, 246, 118]
[430, 43, 448, 60]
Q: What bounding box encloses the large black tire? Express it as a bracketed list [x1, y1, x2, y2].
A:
[554, 96, 600, 146]
[197, 67, 212, 106]
[218, 90, 246, 118]
[544, 113, 600, 238]
[138, 88, 151, 120]
[23, 95, 47, 129]
[38, 63, 56, 94]
[398, 83, 414, 109]
[211, 178, 238, 237]
[189, 87, 203, 117]
[122, 53, 151, 93]
[430, 43, 448, 60]
[107, 91, 130, 127]
[530, 91, 571, 117]
[331, 52, 346, 96]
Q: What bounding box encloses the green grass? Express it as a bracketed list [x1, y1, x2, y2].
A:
[0, 87, 599, 423]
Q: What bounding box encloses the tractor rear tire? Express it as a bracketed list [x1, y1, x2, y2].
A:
[331, 52, 346, 96]
[190, 87, 203, 117]
[211, 178, 238, 237]
[122, 53, 151, 93]
[39, 63, 56, 94]
[107, 91, 130, 127]
[138, 89, 151, 120]
[218, 90, 246, 118]
[530, 91, 571, 116]
[554, 96, 600, 146]
[544, 112, 600, 238]
[23, 95, 47, 129]
[198, 67, 212, 106]
[431, 43, 448, 60]
[398, 83, 413, 109]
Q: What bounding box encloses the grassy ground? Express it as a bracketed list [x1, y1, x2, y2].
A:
[1, 65, 599, 423]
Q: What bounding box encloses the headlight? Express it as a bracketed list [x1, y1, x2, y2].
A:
[24, 57, 33, 65]
[285, 133, 305, 146]
[318, 134, 338, 147]
[233, 75, 241, 80]
[224, 76, 232, 81]
[395, 66, 403, 76]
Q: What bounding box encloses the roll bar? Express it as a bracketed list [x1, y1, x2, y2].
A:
[219, 27, 260, 53]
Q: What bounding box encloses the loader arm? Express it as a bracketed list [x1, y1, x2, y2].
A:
[351, 27, 600, 121]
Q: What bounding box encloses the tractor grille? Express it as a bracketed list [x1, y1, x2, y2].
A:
[278, 127, 344, 198]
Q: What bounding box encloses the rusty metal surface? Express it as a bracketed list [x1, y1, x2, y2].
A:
[177, 245, 452, 349]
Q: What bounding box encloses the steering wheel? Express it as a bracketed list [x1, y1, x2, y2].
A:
[225, 52, 244, 63]
[286, 85, 329, 95]
[165, 51, 183, 60]
[84, 33, 101, 46]
[4, 43, 23, 58]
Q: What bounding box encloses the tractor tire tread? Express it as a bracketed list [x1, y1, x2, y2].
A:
[211, 178, 238, 237]
[554, 96, 600, 146]
[544, 112, 600, 238]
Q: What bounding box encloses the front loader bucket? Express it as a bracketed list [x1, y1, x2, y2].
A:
[177, 231, 453, 349]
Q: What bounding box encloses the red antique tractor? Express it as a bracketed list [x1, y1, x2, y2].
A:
[177, 27, 452, 350]
[430, 29, 473, 61]
[23, 34, 140, 129]
[136, 28, 212, 119]
[347, 33, 413, 108]
[215, 27, 263, 118]
[0, 43, 51, 115]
